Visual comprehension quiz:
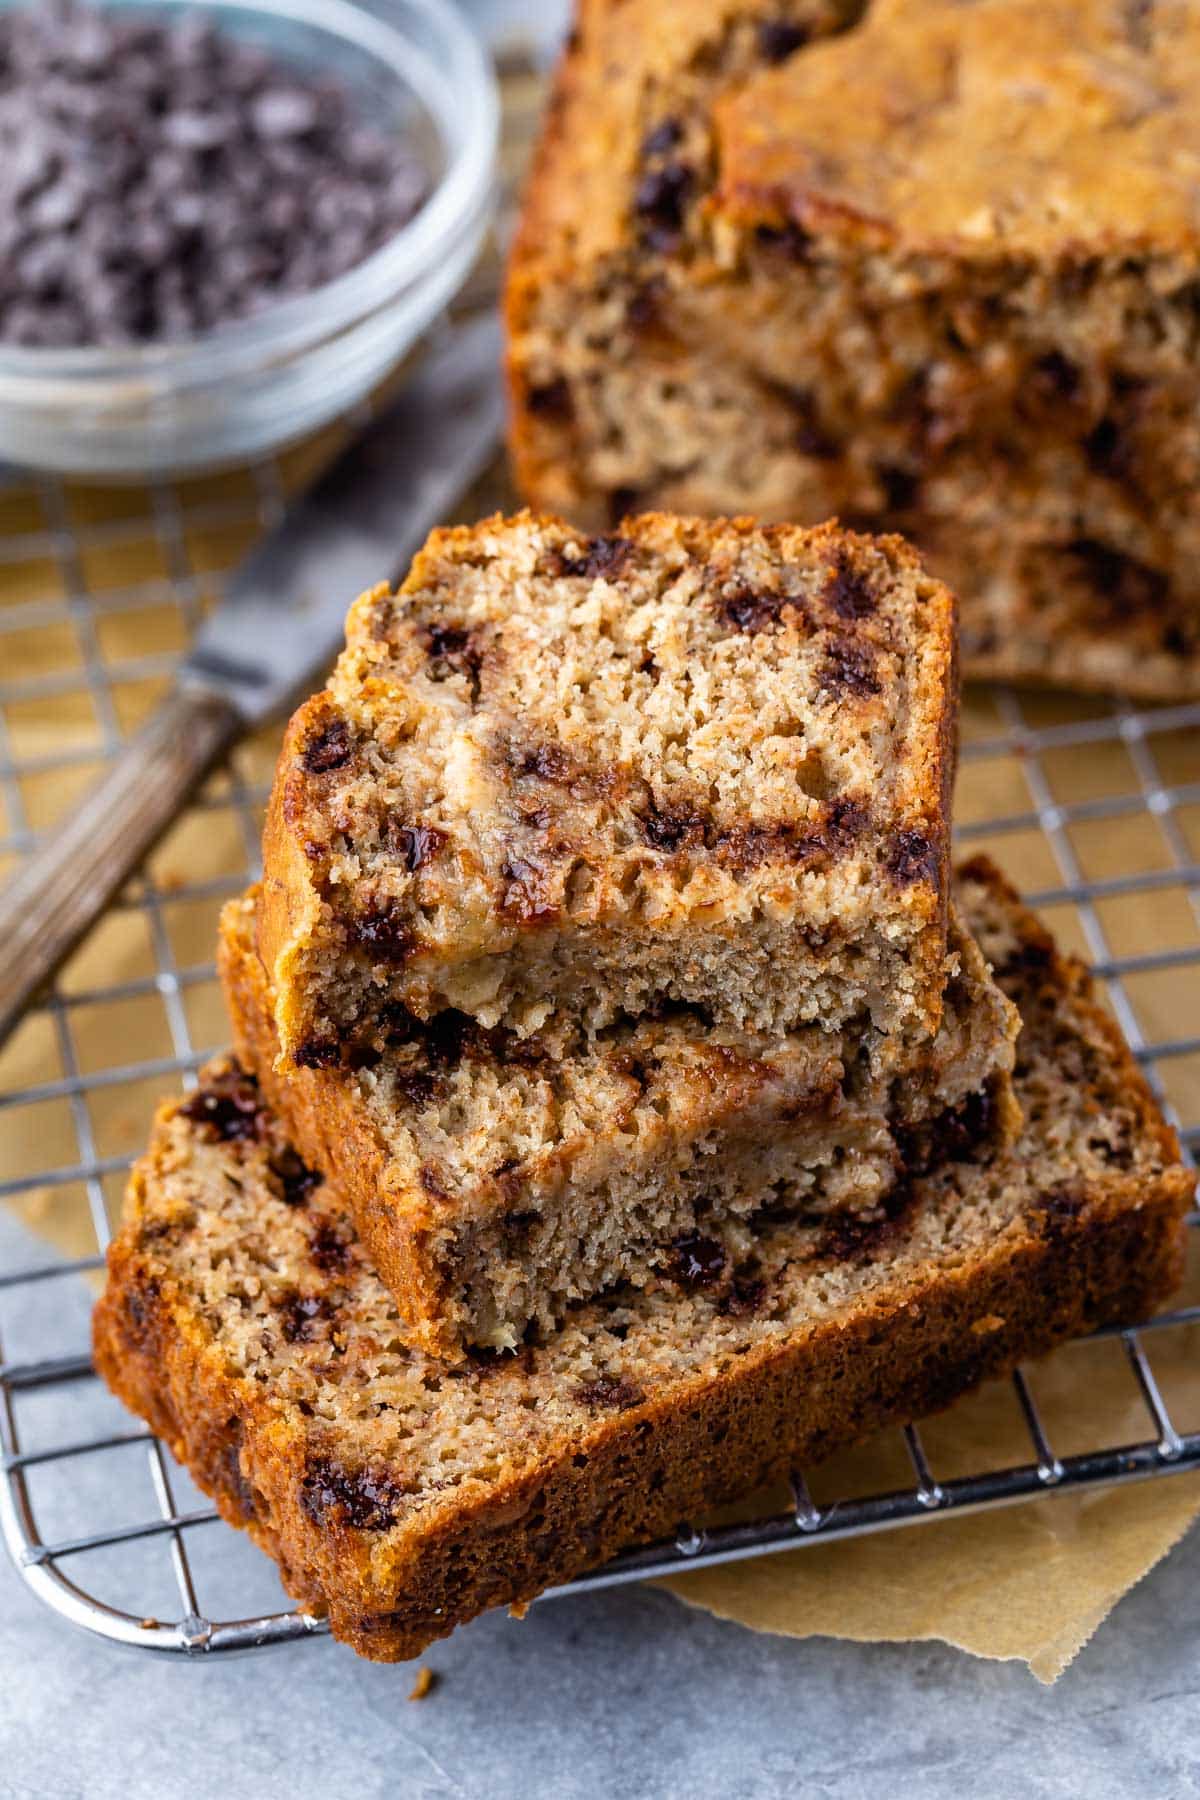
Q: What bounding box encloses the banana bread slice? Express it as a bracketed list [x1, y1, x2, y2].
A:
[94, 859, 1193, 1662]
[222, 884, 1019, 1357]
[259, 510, 958, 1065]
[508, 0, 1200, 700]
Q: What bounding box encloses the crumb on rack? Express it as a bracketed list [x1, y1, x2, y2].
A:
[408, 1666, 437, 1701]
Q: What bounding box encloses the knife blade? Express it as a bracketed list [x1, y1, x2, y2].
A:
[0, 310, 505, 1049]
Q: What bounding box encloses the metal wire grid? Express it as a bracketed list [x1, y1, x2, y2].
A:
[0, 471, 1198, 1654]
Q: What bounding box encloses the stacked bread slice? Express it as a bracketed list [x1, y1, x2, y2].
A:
[95, 511, 1192, 1661]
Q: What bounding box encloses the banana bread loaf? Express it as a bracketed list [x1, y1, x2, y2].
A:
[258, 510, 958, 1066]
[508, 0, 1200, 700]
[222, 884, 1019, 1356]
[94, 859, 1192, 1662]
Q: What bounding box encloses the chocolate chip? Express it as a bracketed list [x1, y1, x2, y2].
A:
[821, 639, 880, 699]
[887, 829, 938, 886]
[1028, 350, 1081, 404]
[607, 486, 644, 524]
[301, 720, 353, 775]
[640, 116, 683, 158]
[876, 462, 921, 514]
[267, 1147, 323, 1207]
[280, 1291, 329, 1342]
[757, 18, 810, 62]
[526, 377, 574, 421]
[720, 1274, 767, 1318]
[308, 1220, 352, 1272]
[178, 1070, 263, 1143]
[773, 383, 840, 460]
[294, 1038, 340, 1070]
[718, 584, 793, 634]
[668, 1234, 727, 1289]
[896, 1088, 995, 1179]
[301, 1458, 406, 1531]
[754, 221, 813, 261]
[389, 823, 446, 872]
[393, 1068, 437, 1108]
[824, 551, 876, 620]
[572, 1376, 645, 1410]
[638, 802, 704, 852]
[551, 535, 635, 581]
[1062, 538, 1168, 618]
[0, 0, 428, 347]
[421, 622, 482, 696]
[512, 742, 576, 784]
[633, 160, 693, 251]
[354, 904, 416, 965]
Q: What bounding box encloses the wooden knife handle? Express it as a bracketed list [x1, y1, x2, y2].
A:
[0, 685, 241, 1049]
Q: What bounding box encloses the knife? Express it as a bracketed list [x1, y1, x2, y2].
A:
[0, 310, 505, 1049]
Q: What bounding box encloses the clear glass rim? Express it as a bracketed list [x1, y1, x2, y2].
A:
[0, 0, 498, 385]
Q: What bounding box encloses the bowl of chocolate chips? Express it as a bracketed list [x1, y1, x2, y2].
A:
[0, 0, 497, 474]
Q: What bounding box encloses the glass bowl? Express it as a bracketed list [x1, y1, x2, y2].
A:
[0, 0, 498, 476]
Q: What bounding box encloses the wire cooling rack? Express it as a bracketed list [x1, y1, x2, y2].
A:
[2, 540, 1200, 1660]
[3, 49, 1200, 1658]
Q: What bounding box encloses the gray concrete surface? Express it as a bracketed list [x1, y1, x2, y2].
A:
[3, 1503, 1200, 1800]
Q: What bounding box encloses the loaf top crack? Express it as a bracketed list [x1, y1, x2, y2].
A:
[714, 0, 1200, 257]
[259, 511, 957, 1061]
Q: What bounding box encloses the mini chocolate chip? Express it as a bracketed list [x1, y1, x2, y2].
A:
[178, 1071, 263, 1142]
[641, 116, 683, 158]
[668, 1234, 727, 1289]
[268, 1147, 323, 1207]
[608, 486, 644, 524]
[758, 18, 810, 62]
[421, 622, 482, 695]
[390, 823, 446, 872]
[1083, 416, 1126, 478]
[552, 534, 635, 581]
[526, 376, 574, 421]
[309, 1220, 352, 1271]
[301, 1458, 406, 1531]
[393, 1068, 437, 1108]
[887, 829, 938, 885]
[821, 639, 880, 699]
[295, 1038, 340, 1070]
[754, 221, 812, 261]
[301, 720, 353, 775]
[825, 796, 868, 845]
[876, 462, 921, 513]
[638, 802, 704, 852]
[824, 551, 876, 620]
[354, 904, 416, 965]
[1062, 538, 1168, 617]
[770, 383, 839, 459]
[720, 1275, 767, 1318]
[718, 584, 790, 634]
[512, 742, 575, 783]
[633, 160, 693, 251]
[896, 1088, 994, 1179]
[1028, 350, 1080, 403]
[572, 1376, 645, 1410]
[280, 1291, 328, 1342]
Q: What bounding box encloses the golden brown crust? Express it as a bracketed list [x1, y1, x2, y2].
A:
[93, 1145, 1188, 1662]
[94, 859, 1192, 1663]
